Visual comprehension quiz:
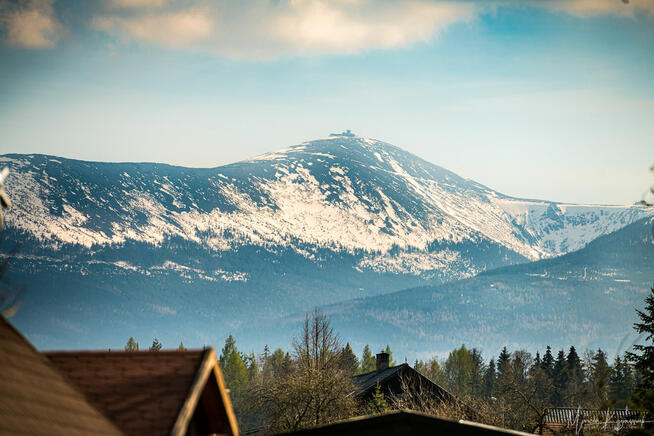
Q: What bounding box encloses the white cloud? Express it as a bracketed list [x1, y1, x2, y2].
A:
[91, 0, 477, 59]
[90, 0, 654, 58]
[3, 0, 63, 49]
[266, 0, 476, 55]
[93, 8, 213, 48]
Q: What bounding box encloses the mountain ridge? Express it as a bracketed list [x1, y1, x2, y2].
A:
[1, 134, 650, 351]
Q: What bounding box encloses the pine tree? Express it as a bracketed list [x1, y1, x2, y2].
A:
[360, 345, 376, 373]
[482, 358, 497, 399]
[424, 359, 445, 385]
[243, 351, 258, 384]
[551, 350, 567, 405]
[471, 348, 485, 398]
[124, 337, 139, 351]
[384, 345, 396, 367]
[497, 346, 511, 383]
[565, 346, 584, 403]
[589, 348, 611, 408]
[443, 345, 484, 398]
[609, 355, 635, 408]
[340, 343, 359, 375]
[268, 348, 293, 379]
[367, 382, 389, 415]
[219, 335, 249, 397]
[149, 338, 162, 351]
[626, 284, 654, 422]
[541, 346, 554, 378]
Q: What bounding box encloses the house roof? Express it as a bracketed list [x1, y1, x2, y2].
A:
[0, 316, 123, 436]
[354, 364, 408, 394]
[279, 410, 534, 435]
[544, 407, 642, 424]
[45, 347, 238, 436]
[354, 363, 456, 402]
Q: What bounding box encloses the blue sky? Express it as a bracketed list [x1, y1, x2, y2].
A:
[0, 0, 653, 204]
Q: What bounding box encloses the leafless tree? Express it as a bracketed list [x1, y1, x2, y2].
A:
[247, 310, 357, 433]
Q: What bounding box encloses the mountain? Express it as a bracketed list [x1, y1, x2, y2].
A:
[307, 217, 654, 360]
[0, 133, 649, 350]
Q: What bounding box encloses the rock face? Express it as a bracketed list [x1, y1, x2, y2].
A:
[0, 134, 650, 351]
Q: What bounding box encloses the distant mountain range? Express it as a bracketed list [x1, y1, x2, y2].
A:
[1, 134, 651, 356]
[305, 216, 654, 359]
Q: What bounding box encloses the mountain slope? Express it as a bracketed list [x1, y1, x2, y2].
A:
[3, 134, 647, 269]
[0, 133, 650, 350]
[309, 217, 654, 359]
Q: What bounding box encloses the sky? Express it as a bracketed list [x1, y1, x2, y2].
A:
[0, 0, 653, 205]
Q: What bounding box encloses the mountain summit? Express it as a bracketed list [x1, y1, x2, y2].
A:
[0, 135, 650, 349]
[3, 135, 648, 276]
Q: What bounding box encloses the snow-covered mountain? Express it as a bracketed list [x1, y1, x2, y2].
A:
[1, 133, 650, 350]
[2, 133, 648, 275]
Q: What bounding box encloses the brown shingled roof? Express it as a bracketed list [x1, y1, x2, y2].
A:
[0, 316, 124, 436]
[46, 348, 238, 436]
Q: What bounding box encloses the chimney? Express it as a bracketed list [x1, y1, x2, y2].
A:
[376, 351, 389, 373]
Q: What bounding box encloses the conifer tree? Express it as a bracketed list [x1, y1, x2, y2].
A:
[541, 346, 554, 378]
[609, 355, 635, 408]
[626, 284, 654, 423]
[367, 383, 389, 415]
[482, 358, 497, 399]
[384, 344, 396, 367]
[360, 345, 376, 373]
[425, 359, 445, 385]
[340, 343, 359, 375]
[589, 348, 611, 408]
[552, 350, 567, 405]
[149, 338, 162, 351]
[124, 337, 139, 351]
[497, 346, 511, 383]
[244, 351, 258, 384]
[565, 346, 584, 403]
[268, 348, 293, 379]
[219, 335, 249, 397]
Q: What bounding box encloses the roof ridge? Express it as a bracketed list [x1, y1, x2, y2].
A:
[1, 316, 124, 435]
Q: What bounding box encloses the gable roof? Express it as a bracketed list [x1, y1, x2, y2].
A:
[354, 363, 456, 402]
[0, 316, 123, 436]
[354, 364, 408, 394]
[46, 348, 238, 436]
[280, 410, 534, 435]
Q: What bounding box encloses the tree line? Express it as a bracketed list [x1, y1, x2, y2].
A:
[121, 285, 654, 434]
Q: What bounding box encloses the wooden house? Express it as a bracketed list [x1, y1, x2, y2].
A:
[354, 351, 463, 413]
[46, 348, 239, 436]
[0, 316, 123, 435]
[0, 315, 238, 436]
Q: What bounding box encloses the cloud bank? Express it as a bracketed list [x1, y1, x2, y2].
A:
[90, 0, 477, 58]
[2, 0, 63, 49]
[3, 0, 653, 54]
